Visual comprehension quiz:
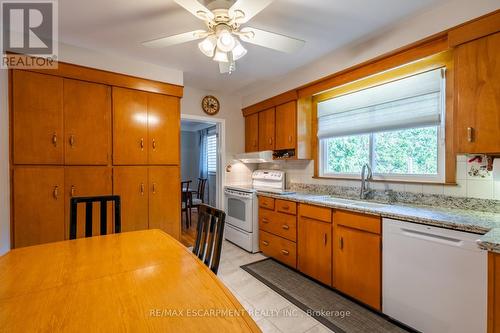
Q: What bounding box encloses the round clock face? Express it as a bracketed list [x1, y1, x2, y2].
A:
[202, 95, 220, 115]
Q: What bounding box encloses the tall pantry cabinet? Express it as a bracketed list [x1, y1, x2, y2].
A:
[10, 68, 182, 248]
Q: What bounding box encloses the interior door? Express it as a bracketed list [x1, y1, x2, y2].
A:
[258, 107, 275, 151]
[297, 217, 332, 285]
[65, 167, 113, 239]
[13, 167, 65, 247]
[113, 166, 149, 232]
[147, 93, 180, 165]
[455, 32, 500, 153]
[275, 101, 297, 150]
[12, 71, 63, 164]
[334, 225, 381, 310]
[64, 79, 111, 165]
[113, 87, 149, 165]
[245, 113, 259, 152]
[148, 166, 180, 240]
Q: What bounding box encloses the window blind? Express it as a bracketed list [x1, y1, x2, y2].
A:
[317, 68, 444, 139]
[207, 134, 217, 173]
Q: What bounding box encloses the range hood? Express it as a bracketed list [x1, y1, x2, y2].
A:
[235, 151, 273, 163]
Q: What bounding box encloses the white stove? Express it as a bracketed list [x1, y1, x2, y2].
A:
[224, 170, 293, 252]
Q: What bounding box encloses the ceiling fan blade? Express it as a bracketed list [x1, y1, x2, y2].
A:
[229, 0, 274, 23]
[239, 27, 305, 53]
[174, 0, 214, 21]
[142, 30, 207, 48]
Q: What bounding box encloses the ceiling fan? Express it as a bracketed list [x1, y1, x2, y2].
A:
[142, 0, 305, 74]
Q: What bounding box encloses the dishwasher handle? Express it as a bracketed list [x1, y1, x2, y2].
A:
[401, 228, 464, 247]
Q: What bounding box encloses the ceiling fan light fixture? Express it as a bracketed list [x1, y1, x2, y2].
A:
[213, 47, 229, 62]
[198, 36, 217, 57]
[232, 40, 247, 60]
[217, 30, 236, 52]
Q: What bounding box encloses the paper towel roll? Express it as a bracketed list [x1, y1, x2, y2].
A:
[493, 158, 500, 180]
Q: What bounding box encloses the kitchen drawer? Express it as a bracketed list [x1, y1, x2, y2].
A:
[259, 196, 275, 210]
[259, 230, 297, 268]
[276, 199, 297, 215]
[259, 209, 297, 242]
[299, 204, 332, 223]
[335, 210, 381, 234]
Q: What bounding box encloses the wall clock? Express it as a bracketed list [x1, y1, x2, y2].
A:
[201, 95, 220, 115]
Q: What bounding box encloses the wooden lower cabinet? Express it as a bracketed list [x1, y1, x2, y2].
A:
[489, 252, 500, 333]
[148, 166, 180, 240]
[64, 167, 113, 239]
[297, 216, 332, 285]
[333, 225, 381, 310]
[259, 230, 297, 268]
[13, 167, 65, 247]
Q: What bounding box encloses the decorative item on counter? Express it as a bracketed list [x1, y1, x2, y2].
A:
[467, 155, 492, 179]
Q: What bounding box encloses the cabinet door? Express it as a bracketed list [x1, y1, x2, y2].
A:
[258, 108, 275, 151]
[13, 71, 63, 164]
[13, 167, 65, 247]
[275, 101, 297, 150]
[334, 226, 381, 310]
[455, 32, 500, 153]
[149, 166, 180, 240]
[113, 88, 149, 165]
[245, 113, 259, 152]
[64, 79, 111, 165]
[65, 167, 112, 239]
[148, 93, 180, 165]
[297, 217, 332, 285]
[113, 167, 149, 232]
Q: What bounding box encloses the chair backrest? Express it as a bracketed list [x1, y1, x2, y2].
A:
[181, 181, 191, 206]
[192, 204, 226, 274]
[196, 178, 208, 201]
[69, 195, 121, 240]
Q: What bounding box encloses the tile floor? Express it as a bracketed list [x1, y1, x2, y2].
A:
[217, 241, 335, 333]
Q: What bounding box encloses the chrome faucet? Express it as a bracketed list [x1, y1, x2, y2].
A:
[360, 163, 373, 200]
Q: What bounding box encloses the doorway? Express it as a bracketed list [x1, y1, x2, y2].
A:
[180, 115, 225, 247]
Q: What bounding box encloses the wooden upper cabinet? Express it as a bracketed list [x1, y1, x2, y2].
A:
[13, 71, 63, 165]
[64, 167, 113, 239]
[334, 225, 381, 310]
[455, 32, 500, 154]
[148, 94, 180, 165]
[245, 113, 259, 152]
[13, 167, 65, 248]
[113, 167, 149, 232]
[297, 215, 332, 285]
[113, 87, 149, 165]
[149, 166, 180, 240]
[275, 101, 297, 150]
[64, 79, 111, 165]
[258, 107, 275, 151]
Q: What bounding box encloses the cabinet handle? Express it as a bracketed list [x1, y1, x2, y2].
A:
[261, 202, 268, 207]
[282, 205, 289, 210]
[467, 127, 474, 143]
[140, 138, 144, 149]
[282, 224, 290, 230]
[70, 185, 76, 197]
[152, 182, 157, 194]
[262, 240, 269, 246]
[324, 233, 327, 246]
[268, 138, 272, 145]
[53, 186, 59, 200]
[152, 139, 156, 150]
[288, 135, 292, 142]
[52, 133, 57, 147]
[69, 135, 75, 147]
[262, 218, 269, 224]
[281, 249, 289, 256]
[339, 237, 344, 250]
[140, 183, 145, 195]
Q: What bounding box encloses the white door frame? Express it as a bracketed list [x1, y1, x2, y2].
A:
[180, 114, 226, 210]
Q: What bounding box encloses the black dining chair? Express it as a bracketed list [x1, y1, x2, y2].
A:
[181, 180, 192, 228]
[192, 204, 226, 274]
[191, 178, 208, 210]
[69, 195, 121, 240]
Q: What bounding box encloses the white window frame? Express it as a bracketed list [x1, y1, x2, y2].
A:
[207, 133, 217, 174]
[318, 75, 446, 183]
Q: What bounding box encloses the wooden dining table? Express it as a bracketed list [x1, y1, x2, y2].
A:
[0, 229, 261, 332]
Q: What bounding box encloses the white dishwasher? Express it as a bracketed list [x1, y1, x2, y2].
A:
[383, 218, 487, 333]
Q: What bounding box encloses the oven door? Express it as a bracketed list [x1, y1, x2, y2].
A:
[224, 190, 254, 233]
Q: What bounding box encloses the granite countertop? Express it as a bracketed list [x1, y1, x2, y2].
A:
[257, 191, 500, 253]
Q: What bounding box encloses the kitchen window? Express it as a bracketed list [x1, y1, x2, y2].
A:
[318, 68, 446, 182]
[207, 133, 217, 173]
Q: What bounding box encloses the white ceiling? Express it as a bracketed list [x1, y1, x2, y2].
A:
[59, 0, 448, 94]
